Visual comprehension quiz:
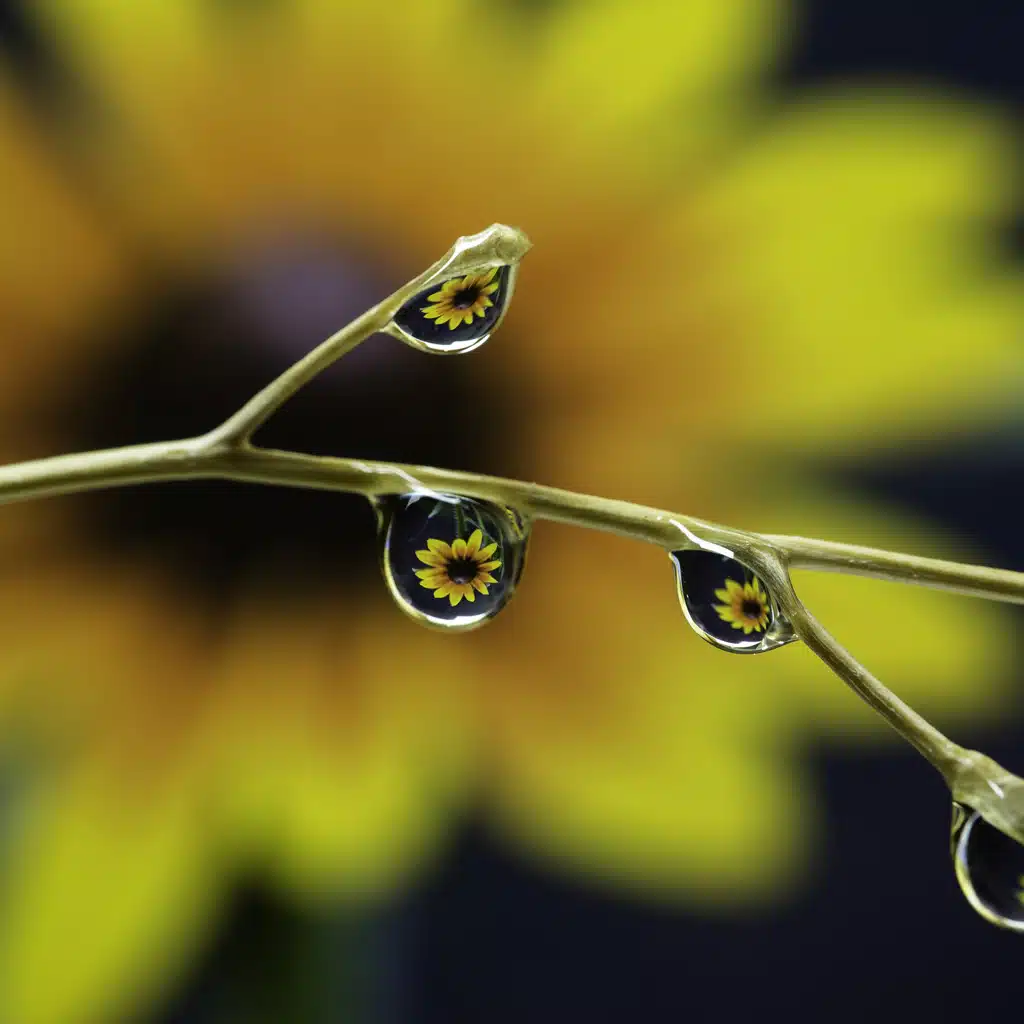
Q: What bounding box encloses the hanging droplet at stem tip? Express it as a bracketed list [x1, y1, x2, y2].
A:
[952, 802, 1024, 932]
[386, 224, 531, 355]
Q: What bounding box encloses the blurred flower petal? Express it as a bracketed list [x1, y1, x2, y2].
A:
[204, 598, 475, 900]
[0, 763, 216, 1024]
[691, 94, 1022, 449]
[526, 0, 787, 167]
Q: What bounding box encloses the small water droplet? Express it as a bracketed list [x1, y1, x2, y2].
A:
[376, 492, 529, 631]
[951, 802, 1024, 931]
[387, 265, 514, 354]
[669, 549, 795, 653]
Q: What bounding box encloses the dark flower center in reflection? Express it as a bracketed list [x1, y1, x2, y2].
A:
[447, 559, 478, 586]
[741, 599, 764, 620]
[452, 287, 480, 309]
[54, 237, 519, 612]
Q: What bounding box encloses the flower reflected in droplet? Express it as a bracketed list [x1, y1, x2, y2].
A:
[415, 528, 501, 606]
[714, 576, 770, 634]
[420, 268, 500, 330]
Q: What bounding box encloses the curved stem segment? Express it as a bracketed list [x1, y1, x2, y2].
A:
[204, 306, 392, 448]
[2, 441, 1022, 606]
[784, 597, 964, 772]
[203, 222, 532, 447]
[202, 270, 425, 447]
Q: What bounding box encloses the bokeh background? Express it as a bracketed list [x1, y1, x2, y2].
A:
[0, 0, 1020, 1021]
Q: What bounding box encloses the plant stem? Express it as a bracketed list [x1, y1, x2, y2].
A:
[2, 440, 1022, 607]
[2, 221, 1021, 838]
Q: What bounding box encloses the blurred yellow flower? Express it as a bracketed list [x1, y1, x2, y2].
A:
[0, 0, 1018, 1022]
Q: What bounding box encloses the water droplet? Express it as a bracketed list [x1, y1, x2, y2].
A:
[669, 549, 795, 653]
[951, 802, 1024, 931]
[376, 492, 529, 631]
[387, 265, 514, 354]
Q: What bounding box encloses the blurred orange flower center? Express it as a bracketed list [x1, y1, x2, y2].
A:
[54, 242, 514, 604]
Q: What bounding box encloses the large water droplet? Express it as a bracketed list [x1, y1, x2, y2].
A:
[377, 492, 529, 631]
[387, 265, 514, 354]
[669, 549, 795, 653]
[951, 802, 1024, 931]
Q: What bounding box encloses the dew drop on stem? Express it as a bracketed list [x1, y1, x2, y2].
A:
[669, 548, 795, 653]
[951, 802, 1024, 931]
[375, 492, 530, 631]
[387, 265, 515, 355]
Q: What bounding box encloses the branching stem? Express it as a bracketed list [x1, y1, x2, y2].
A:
[1, 223, 1021, 841]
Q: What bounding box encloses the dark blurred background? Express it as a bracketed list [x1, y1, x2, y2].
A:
[0, 0, 1020, 1022]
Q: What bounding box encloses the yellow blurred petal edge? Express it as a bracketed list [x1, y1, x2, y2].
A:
[0, 770, 218, 1024]
[693, 90, 1022, 449]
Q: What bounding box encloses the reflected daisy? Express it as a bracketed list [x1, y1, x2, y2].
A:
[714, 577, 771, 634]
[420, 268, 500, 330]
[415, 530, 502, 607]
